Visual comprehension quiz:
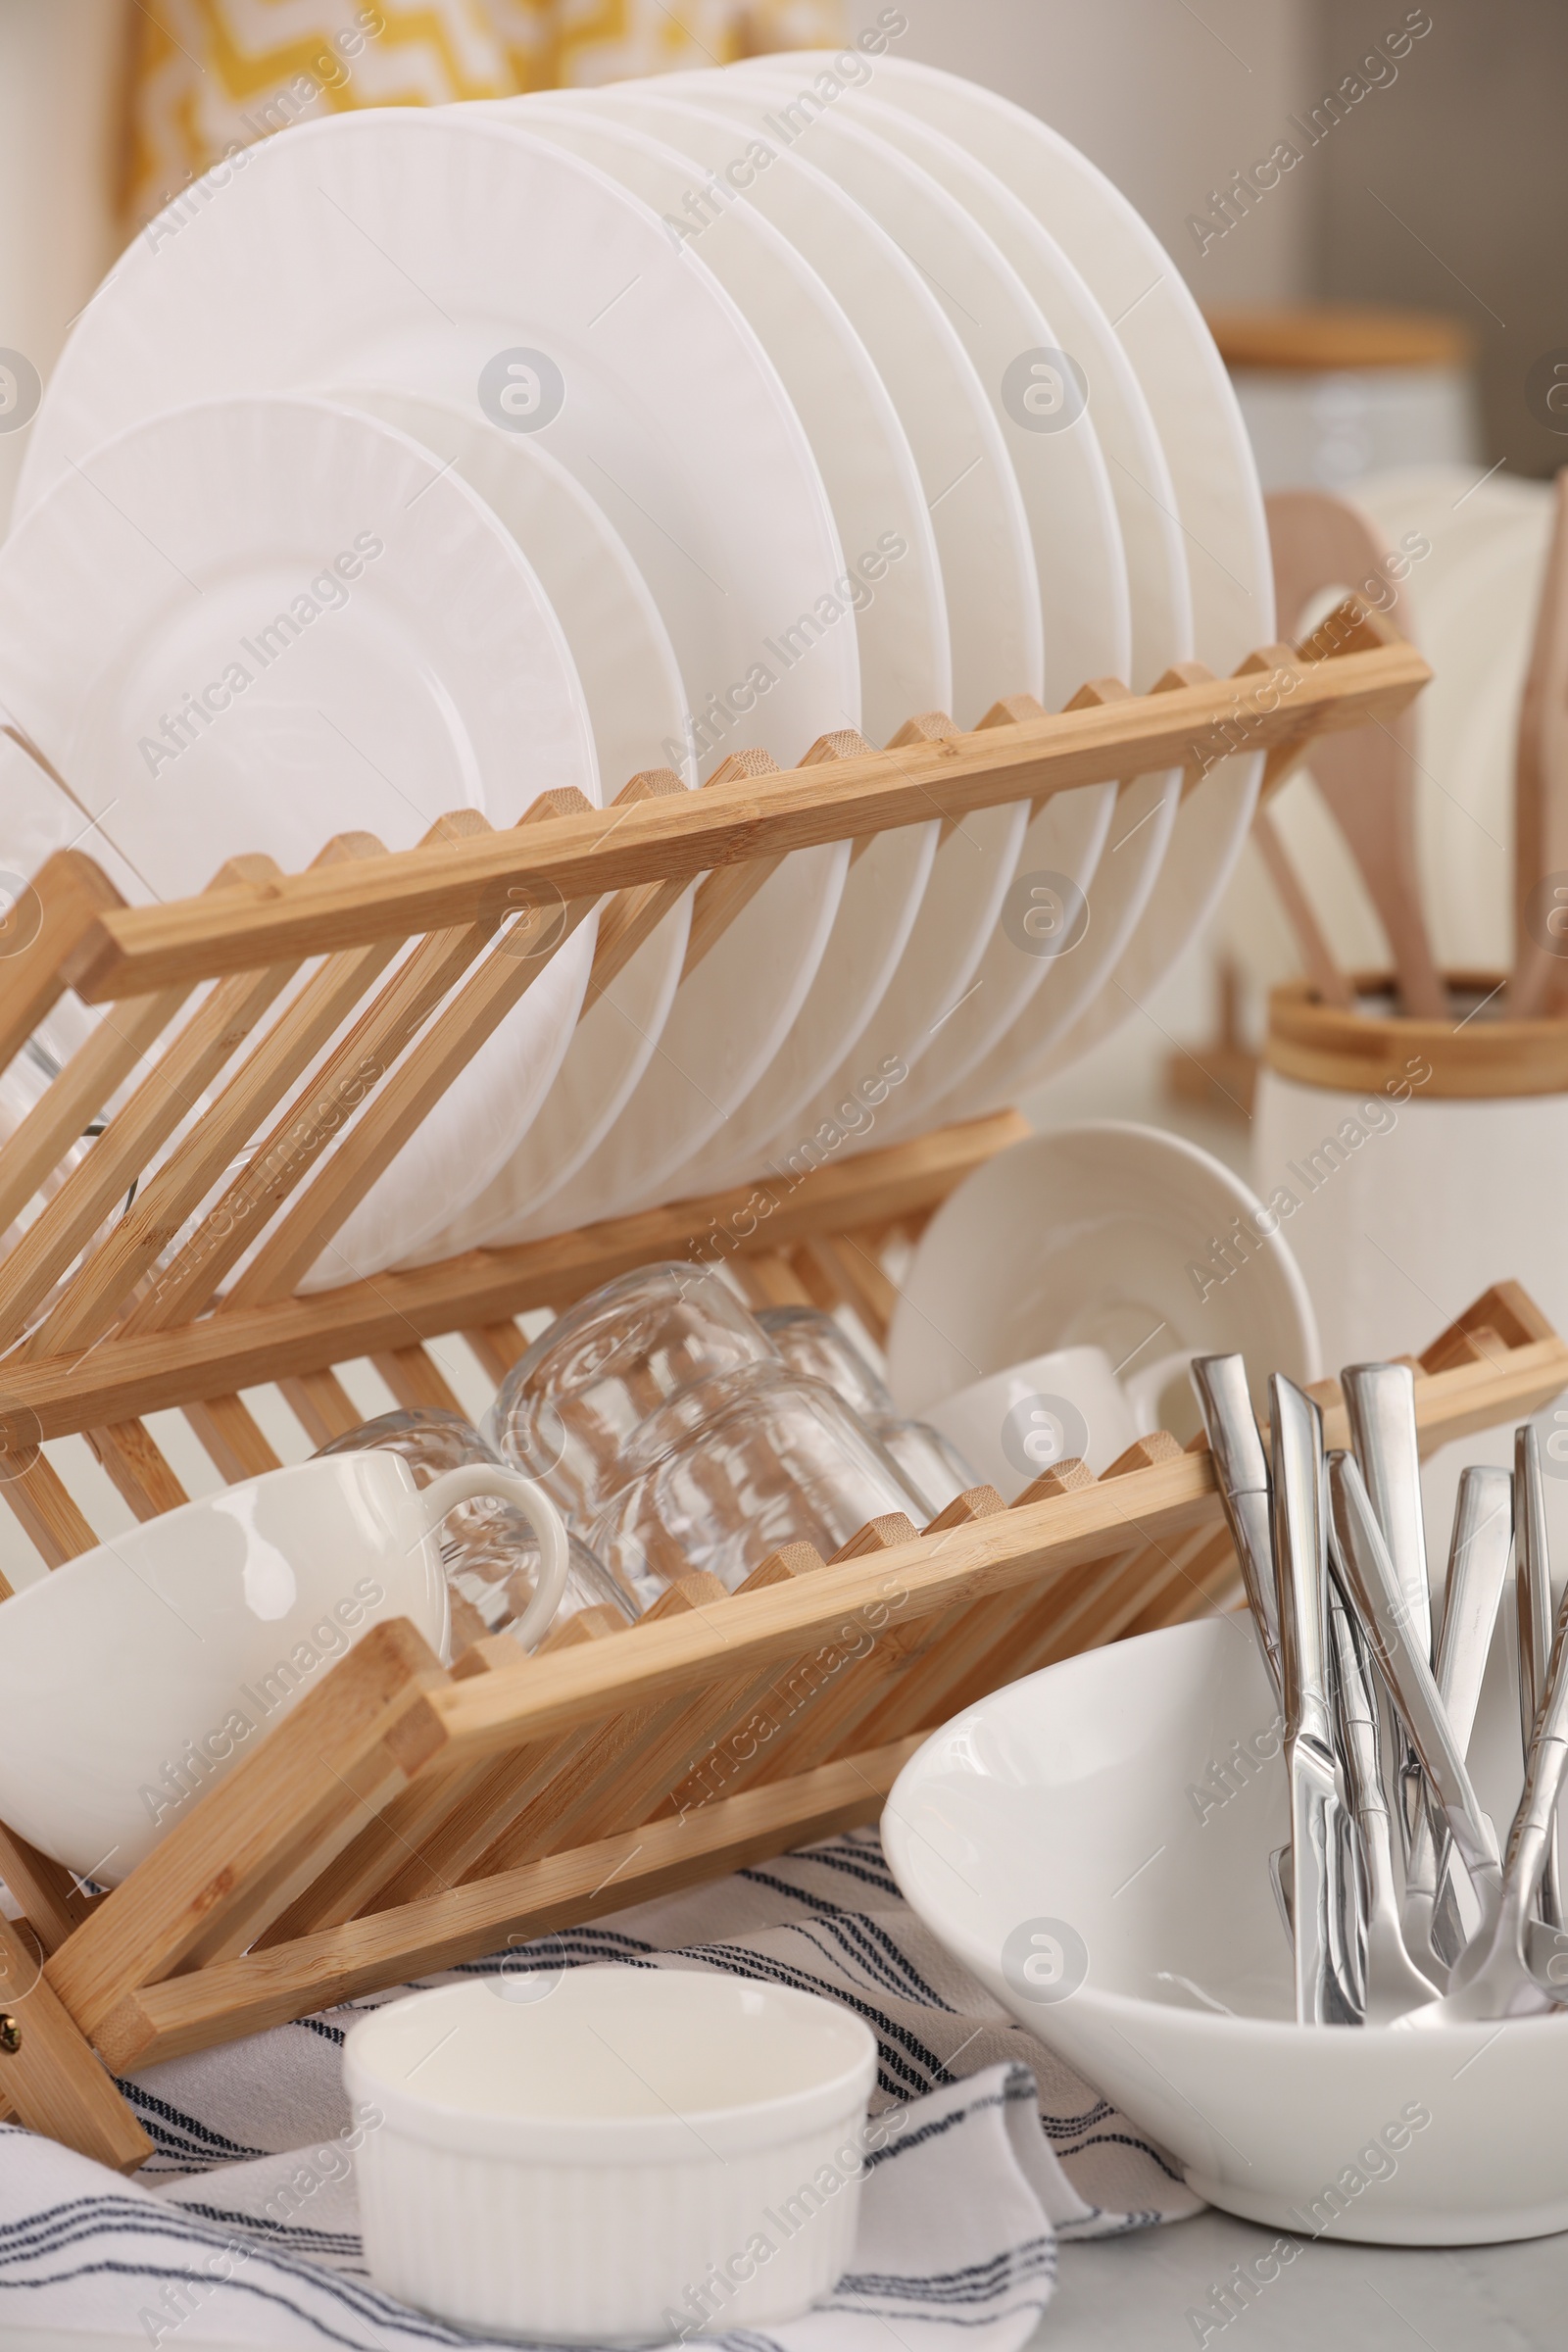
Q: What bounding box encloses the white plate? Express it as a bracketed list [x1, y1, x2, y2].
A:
[25, 107, 857, 1235]
[0, 393, 602, 1285]
[846, 57, 1270, 1106]
[335, 387, 698, 1253]
[825, 88, 1190, 1133]
[716, 67, 1126, 1136]
[502, 95, 940, 1204]
[642, 77, 1036, 1113]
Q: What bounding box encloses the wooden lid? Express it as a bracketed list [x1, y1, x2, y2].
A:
[1265, 973, 1568, 1099]
[1207, 305, 1475, 373]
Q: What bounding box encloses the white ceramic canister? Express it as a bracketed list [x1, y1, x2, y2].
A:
[1252, 972, 1568, 1367]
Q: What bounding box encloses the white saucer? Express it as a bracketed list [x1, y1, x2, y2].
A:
[0, 393, 602, 1284]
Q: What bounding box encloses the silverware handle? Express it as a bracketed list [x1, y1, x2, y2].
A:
[1193, 1354, 1280, 1690]
[1271, 1375, 1332, 1748]
[1516, 1426, 1553, 1755]
[1343, 1360, 1431, 1663]
[1329, 1592, 1387, 1820]
[1437, 1463, 1514, 1747]
[1328, 1447, 1499, 1888]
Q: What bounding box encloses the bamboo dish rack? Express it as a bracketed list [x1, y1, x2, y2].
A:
[2, 594, 1544, 2175]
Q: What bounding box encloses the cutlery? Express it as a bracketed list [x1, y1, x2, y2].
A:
[1342, 1362, 1432, 1867]
[1403, 1572, 1568, 2025]
[1271, 1376, 1359, 2023]
[1328, 1586, 1440, 2020]
[1403, 1465, 1515, 1973]
[1192, 1353, 1281, 1695]
[1328, 1450, 1504, 1948]
[1515, 1426, 1563, 1929]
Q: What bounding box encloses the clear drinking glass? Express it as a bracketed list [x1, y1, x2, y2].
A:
[585, 1365, 926, 1607]
[317, 1407, 638, 1641]
[757, 1304, 978, 1515]
[486, 1262, 778, 1522]
[756, 1304, 895, 1423]
[878, 1418, 980, 1516]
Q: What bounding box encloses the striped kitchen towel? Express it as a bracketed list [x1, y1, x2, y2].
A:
[0, 1827, 1199, 2346]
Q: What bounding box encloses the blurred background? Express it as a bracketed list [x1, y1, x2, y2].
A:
[0, 0, 1562, 1159]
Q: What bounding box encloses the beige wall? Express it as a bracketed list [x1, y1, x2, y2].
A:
[0, 0, 122, 529]
[1317, 0, 1568, 478]
[844, 0, 1318, 304]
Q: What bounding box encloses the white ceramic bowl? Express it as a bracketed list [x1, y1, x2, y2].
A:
[345, 1966, 878, 2342]
[885, 1615, 1568, 2243]
[0, 1453, 564, 1885]
[886, 1122, 1320, 1438]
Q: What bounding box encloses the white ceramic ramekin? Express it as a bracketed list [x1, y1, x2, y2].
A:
[344, 1965, 878, 2342]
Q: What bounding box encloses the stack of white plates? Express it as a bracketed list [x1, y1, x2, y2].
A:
[2, 53, 1268, 1289]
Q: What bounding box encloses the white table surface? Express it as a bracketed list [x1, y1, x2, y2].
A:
[25, 2216, 1568, 2352]
[1027, 2207, 1568, 2349]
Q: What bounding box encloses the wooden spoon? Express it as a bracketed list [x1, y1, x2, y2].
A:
[1266, 489, 1446, 1017]
[1510, 468, 1568, 1016]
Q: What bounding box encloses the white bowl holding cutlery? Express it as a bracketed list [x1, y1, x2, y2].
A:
[885, 1614, 1568, 2242]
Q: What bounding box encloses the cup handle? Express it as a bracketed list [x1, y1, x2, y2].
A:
[416, 1466, 571, 1652]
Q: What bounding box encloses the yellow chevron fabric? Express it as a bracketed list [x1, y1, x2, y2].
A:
[123, 0, 844, 226]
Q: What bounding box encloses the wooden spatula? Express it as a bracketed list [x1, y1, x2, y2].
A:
[1266, 490, 1446, 1017]
[1510, 469, 1568, 1016]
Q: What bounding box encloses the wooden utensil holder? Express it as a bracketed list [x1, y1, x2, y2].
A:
[0, 598, 1505, 2174]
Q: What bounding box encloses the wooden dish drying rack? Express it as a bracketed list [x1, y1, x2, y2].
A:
[0, 595, 1544, 2175]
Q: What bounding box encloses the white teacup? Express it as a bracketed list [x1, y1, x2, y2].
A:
[0, 1453, 567, 1885]
[926, 1345, 1139, 1499]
